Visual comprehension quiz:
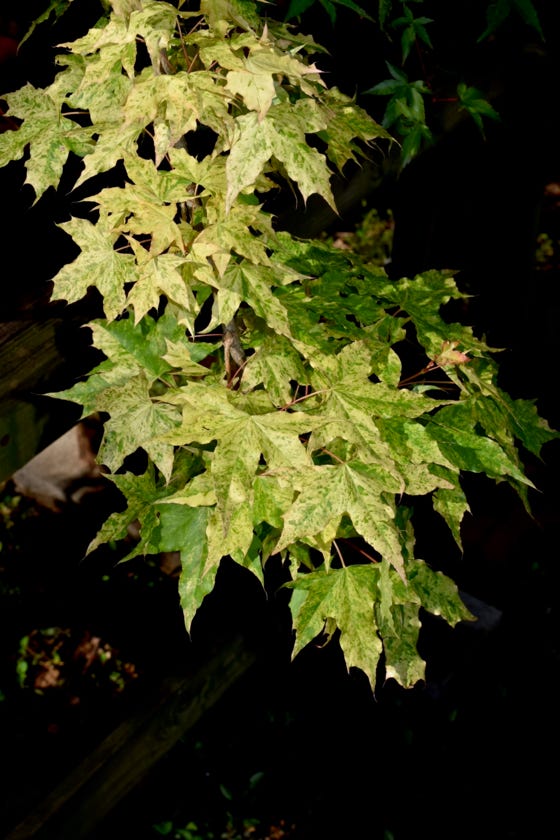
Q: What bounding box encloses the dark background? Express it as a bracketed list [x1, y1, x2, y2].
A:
[1, 2, 560, 838]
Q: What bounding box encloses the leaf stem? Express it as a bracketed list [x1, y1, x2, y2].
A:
[280, 389, 328, 410]
[339, 538, 380, 564]
[321, 447, 344, 464]
[332, 539, 346, 568]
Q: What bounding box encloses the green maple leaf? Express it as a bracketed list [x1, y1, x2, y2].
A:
[382, 602, 425, 687]
[18, 0, 77, 50]
[286, 565, 383, 691]
[426, 403, 532, 486]
[55, 314, 183, 409]
[253, 471, 296, 529]
[275, 461, 405, 578]
[51, 215, 137, 320]
[205, 502, 255, 572]
[479, 0, 543, 41]
[87, 449, 199, 555]
[374, 558, 425, 687]
[432, 482, 470, 549]
[279, 273, 388, 345]
[461, 359, 559, 458]
[457, 83, 500, 138]
[375, 269, 490, 359]
[154, 503, 214, 632]
[375, 417, 459, 495]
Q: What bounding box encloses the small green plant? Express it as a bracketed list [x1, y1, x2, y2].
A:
[0, 0, 557, 693]
[288, 0, 543, 164]
[15, 626, 138, 695]
[153, 820, 214, 839]
[327, 207, 394, 267]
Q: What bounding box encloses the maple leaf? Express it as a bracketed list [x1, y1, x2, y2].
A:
[375, 417, 458, 495]
[225, 105, 336, 212]
[461, 358, 560, 458]
[242, 331, 309, 405]
[60, 14, 137, 69]
[319, 87, 393, 171]
[253, 471, 296, 529]
[381, 602, 425, 687]
[87, 464, 163, 559]
[426, 403, 534, 486]
[55, 372, 180, 480]
[87, 448, 200, 556]
[375, 269, 491, 359]
[155, 503, 215, 632]
[433, 483, 471, 549]
[128, 0, 180, 71]
[0, 84, 89, 198]
[121, 72, 199, 162]
[95, 155, 189, 255]
[408, 560, 475, 626]
[286, 565, 383, 691]
[226, 62, 276, 121]
[163, 383, 313, 565]
[307, 341, 449, 481]
[275, 461, 406, 578]
[75, 122, 142, 188]
[64, 41, 135, 122]
[51, 215, 137, 320]
[126, 246, 199, 325]
[373, 557, 424, 687]
[53, 312, 182, 405]
[214, 263, 292, 336]
[198, 205, 274, 267]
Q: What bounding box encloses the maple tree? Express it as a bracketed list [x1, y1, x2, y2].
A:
[0, 0, 557, 692]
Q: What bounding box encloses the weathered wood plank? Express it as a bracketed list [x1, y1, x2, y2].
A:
[4, 633, 258, 840]
[0, 319, 63, 481]
[0, 312, 95, 484]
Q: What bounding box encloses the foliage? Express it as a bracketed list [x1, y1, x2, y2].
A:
[326, 207, 394, 267]
[0, 0, 557, 692]
[287, 0, 544, 164]
[15, 626, 138, 694]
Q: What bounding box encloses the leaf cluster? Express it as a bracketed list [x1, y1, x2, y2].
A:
[0, 0, 556, 691]
[283, 0, 544, 166]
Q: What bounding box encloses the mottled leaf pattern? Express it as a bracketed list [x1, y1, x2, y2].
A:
[2, 0, 557, 691]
